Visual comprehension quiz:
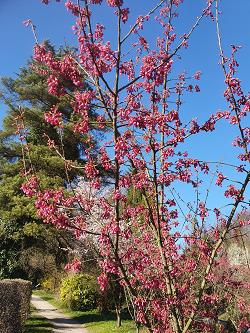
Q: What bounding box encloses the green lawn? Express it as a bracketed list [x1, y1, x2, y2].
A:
[86, 319, 138, 333]
[24, 306, 53, 333]
[33, 290, 144, 333]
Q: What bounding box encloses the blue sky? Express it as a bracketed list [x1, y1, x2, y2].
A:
[0, 0, 249, 216]
[1, 1, 250, 119]
[1, 1, 250, 131]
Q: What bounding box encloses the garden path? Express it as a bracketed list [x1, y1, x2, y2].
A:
[31, 295, 88, 333]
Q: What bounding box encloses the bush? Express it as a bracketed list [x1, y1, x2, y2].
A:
[41, 276, 57, 292]
[60, 273, 100, 311]
[0, 279, 32, 333]
[41, 271, 66, 292]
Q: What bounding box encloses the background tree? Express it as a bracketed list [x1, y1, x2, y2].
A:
[0, 41, 104, 281]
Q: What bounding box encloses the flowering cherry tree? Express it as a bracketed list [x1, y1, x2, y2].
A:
[21, 0, 250, 332]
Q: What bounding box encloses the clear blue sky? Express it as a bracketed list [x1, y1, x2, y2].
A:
[1, 1, 250, 131]
[0, 0, 249, 214]
[1, 1, 250, 86]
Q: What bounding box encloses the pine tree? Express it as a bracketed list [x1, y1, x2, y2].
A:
[0, 42, 102, 281]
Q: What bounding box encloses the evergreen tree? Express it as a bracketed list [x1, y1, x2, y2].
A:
[0, 42, 102, 281]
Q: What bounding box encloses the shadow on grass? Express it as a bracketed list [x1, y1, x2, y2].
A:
[35, 294, 54, 303]
[25, 316, 53, 333]
[69, 309, 131, 325]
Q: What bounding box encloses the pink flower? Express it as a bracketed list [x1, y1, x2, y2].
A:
[225, 185, 243, 200]
[195, 85, 200, 92]
[65, 258, 81, 272]
[216, 173, 226, 186]
[23, 19, 32, 27]
[21, 176, 39, 197]
[97, 273, 108, 291]
[119, 60, 135, 80]
[120, 8, 129, 23]
[138, 36, 149, 50]
[107, 0, 123, 7]
[193, 71, 202, 80]
[84, 160, 99, 179]
[198, 202, 208, 221]
[237, 299, 246, 311]
[47, 75, 65, 96]
[94, 24, 105, 40]
[44, 105, 62, 127]
[65, 1, 79, 16]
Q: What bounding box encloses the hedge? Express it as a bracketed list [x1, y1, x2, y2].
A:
[0, 279, 32, 333]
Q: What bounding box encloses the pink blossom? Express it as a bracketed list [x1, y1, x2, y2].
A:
[224, 185, 243, 200]
[195, 84, 200, 92]
[65, 258, 81, 272]
[216, 172, 226, 186]
[193, 71, 202, 80]
[97, 273, 109, 291]
[84, 160, 99, 179]
[120, 8, 129, 23]
[107, 0, 123, 7]
[94, 24, 105, 40]
[65, 1, 79, 16]
[198, 202, 208, 221]
[47, 75, 65, 96]
[23, 19, 32, 27]
[119, 60, 135, 80]
[21, 176, 39, 197]
[44, 105, 62, 127]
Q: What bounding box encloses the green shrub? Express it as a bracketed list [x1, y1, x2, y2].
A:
[41, 276, 57, 292]
[60, 273, 100, 311]
[41, 272, 66, 292]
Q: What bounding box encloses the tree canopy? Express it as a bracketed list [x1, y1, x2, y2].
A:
[0, 42, 104, 281]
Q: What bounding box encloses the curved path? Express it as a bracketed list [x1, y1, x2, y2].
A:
[31, 295, 88, 333]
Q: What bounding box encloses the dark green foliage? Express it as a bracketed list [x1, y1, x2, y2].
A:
[0, 43, 90, 281]
[60, 274, 100, 311]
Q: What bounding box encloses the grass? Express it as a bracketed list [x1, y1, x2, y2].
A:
[24, 306, 53, 333]
[86, 320, 138, 333]
[33, 290, 143, 333]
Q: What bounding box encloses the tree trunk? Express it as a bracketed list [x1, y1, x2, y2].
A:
[116, 305, 121, 327]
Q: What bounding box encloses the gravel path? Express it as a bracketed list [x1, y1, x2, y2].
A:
[31, 295, 88, 333]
